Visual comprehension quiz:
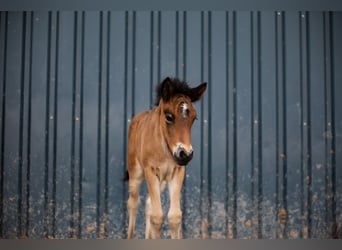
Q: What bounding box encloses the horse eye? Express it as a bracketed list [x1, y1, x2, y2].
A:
[165, 113, 174, 124]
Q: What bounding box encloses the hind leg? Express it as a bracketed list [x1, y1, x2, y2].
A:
[127, 162, 144, 239]
[145, 194, 152, 239]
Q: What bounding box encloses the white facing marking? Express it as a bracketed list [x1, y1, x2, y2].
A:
[181, 102, 189, 118]
[173, 143, 193, 155]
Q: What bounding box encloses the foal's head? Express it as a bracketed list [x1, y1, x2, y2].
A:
[156, 77, 207, 166]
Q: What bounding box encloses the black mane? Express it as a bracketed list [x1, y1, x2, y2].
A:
[155, 77, 194, 106]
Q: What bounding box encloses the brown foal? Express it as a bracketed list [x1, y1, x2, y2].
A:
[126, 77, 207, 239]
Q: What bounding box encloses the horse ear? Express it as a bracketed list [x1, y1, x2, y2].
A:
[160, 77, 174, 102]
[190, 82, 207, 102]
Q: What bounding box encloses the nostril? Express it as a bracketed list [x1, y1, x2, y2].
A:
[179, 150, 186, 159]
[178, 148, 193, 160]
[189, 150, 193, 158]
[174, 147, 194, 165]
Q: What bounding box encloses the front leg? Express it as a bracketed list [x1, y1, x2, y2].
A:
[167, 166, 185, 239]
[144, 167, 163, 239]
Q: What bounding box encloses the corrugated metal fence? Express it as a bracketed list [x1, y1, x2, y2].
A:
[0, 11, 341, 239]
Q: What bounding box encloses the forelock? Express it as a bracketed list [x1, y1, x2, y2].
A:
[155, 78, 194, 106]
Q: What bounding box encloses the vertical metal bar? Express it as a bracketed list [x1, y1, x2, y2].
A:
[328, 11, 337, 239]
[149, 11, 161, 108]
[176, 10, 183, 236]
[225, 11, 237, 239]
[207, 11, 212, 239]
[250, 11, 255, 239]
[199, 11, 205, 238]
[250, 11, 263, 239]
[175, 11, 179, 79]
[97, 10, 111, 239]
[323, 11, 337, 238]
[71, 11, 84, 238]
[304, 11, 312, 239]
[18, 11, 27, 238]
[70, 11, 78, 238]
[0, 11, 8, 239]
[25, 11, 34, 238]
[42, 11, 60, 239]
[182, 12, 187, 81]
[299, 11, 312, 239]
[224, 11, 229, 239]
[275, 11, 280, 239]
[43, 11, 52, 238]
[182, 11, 187, 237]
[275, 11, 288, 239]
[175, 11, 186, 79]
[157, 12, 161, 84]
[70, 11, 77, 238]
[149, 11, 154, 108]
[232, 11, 238, 239]
[44, 12, 59, 238]
[199, 11, 212, 239]
[51, 11, 60, 238]
[96, 11, 109, 239]
[323, 11, 329, 238]
[96, 10, 103, 238]
[77, 11, 85, 239]
[132, 12, 136, 117]
[299, 11, 304, 239]
[122, 10, 129, 236]
[104, 10, 111, 238]
[281, 11, 288, 238]
[257, 12, 263, 239]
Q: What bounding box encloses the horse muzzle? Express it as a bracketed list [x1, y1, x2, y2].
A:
[173, 146, 193, 166]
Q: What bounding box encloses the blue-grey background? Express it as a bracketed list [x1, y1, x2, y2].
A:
[0, 11, 341, 239]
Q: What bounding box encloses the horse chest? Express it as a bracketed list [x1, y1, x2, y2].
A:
[149, 160, 178, 183]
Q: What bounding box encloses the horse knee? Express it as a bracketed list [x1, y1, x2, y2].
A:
[127, 181, 142, 209]
[127, 195, 140, 211]
[150, 212, 163, 228]
[168, 210, 182, 229]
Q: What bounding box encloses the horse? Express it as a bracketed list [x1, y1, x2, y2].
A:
[126, 77, 207, 239]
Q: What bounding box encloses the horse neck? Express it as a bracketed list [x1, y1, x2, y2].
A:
[149, 105, 170, 155]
